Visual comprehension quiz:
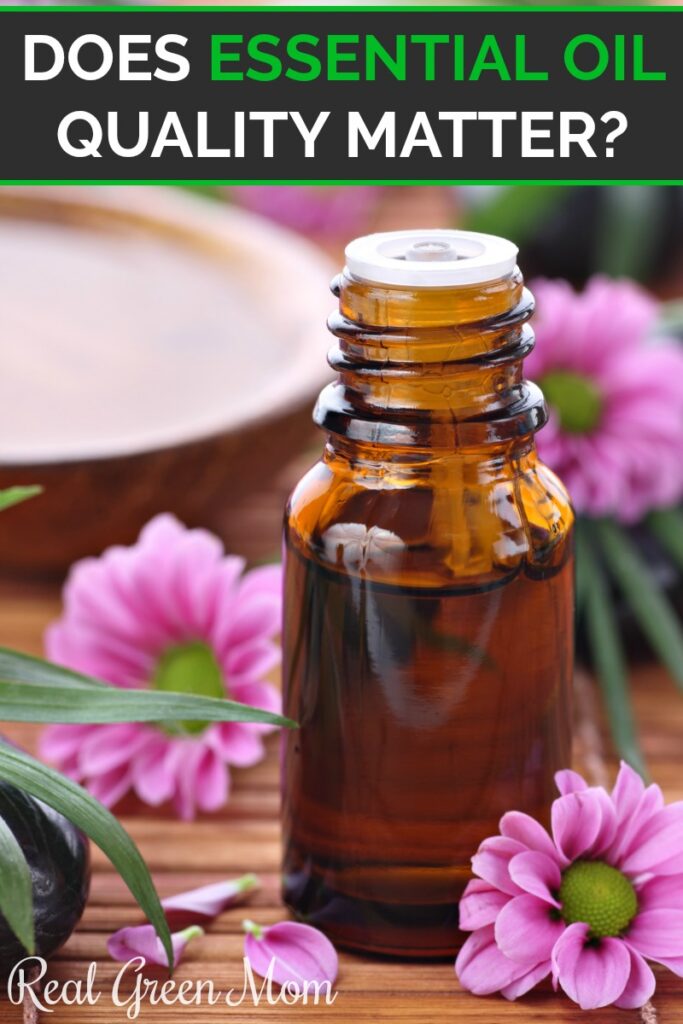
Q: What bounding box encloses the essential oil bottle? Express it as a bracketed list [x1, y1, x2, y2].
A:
[281, 230, 574, 958]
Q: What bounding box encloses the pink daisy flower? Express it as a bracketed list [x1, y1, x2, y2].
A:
[456, 762, 683, 1010]
[40, 514, 282, 820]
[528, 276, 683, 523]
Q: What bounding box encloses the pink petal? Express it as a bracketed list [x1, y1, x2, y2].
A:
[610, 782, 665, 866]
[501, 959, 552, 1001]
[499, 811, 561, 863]
[458, 880, 510, 931]
[168, 742, 229, 821]
[551, 788, 616, 862]
[455, 925, 535, 996]
[237, 563, 283, 602]
[215, 595, 281, 657]
[243, 920, 338, 988]
[611, 761, 646, 829]
[162, 874, 260, 927]
[195, 747, 229, 813]
[167, 742, 204, 821]
[87, 764, 133, 808]
[495, 894, 564, 965]
[230, 679, 282, 736]
[508, 851, 561, 907]
[39, 724, 93, 765]
[619, 802, 683, 876]
[552, 922, 631, 1009]
[638, 874, 683, 913]
[226, 639, 281, 682]
[78, 724, 149, 775]
[130, 737, 175, 807]
[208, 722, 265, 768]
[107, 923, 202, 967]
[555, 769, 589, 796]
[471, 837, 526, 897]
[648, 953, 683, 978]
[615, 946, 656, 1010]
[627, 909, 683, 961]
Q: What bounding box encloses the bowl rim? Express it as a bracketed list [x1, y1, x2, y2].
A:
[0, 186, 335, 465]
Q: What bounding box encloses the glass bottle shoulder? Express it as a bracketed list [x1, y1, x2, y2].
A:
[285, 447, 574, 589]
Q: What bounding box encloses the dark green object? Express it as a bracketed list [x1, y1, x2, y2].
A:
[576, 524, 646, 777]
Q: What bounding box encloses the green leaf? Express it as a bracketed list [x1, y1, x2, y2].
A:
[0, 680, 296, 729]
[0, 811, 35, 955]
[0, 744, 174, 969]
[648, 506, 683, 571]
[0, 648, 107, 690]
[0, 648, 297, 729]
[0, 487, 42, 513]
[461, 186, 570, 247]
[594, 519, 683, 691]
[577, 524, 646, 777]
[593, 187, 664, 280]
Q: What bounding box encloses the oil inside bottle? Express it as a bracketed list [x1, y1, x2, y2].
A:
[282, 527, 572, 957]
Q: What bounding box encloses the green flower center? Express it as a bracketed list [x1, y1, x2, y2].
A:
[559, 860, 638, 939]
[540, 370, 603, 434]
[152, 641, 225, 734]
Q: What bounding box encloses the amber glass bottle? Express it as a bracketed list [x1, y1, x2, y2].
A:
[281, 230, 574, 958]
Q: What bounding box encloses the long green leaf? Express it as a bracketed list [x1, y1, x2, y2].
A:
[594, 519, 683, 690]
[0, 648, 107, 690]
[577, 524, 646, 776]
[648, 506, 683, 571]
[0, 744, 173, 969]
[0, 811, 34, 955]
[0, 680, 296, 728]
[0, 487, 42, 513]
[0, 648, 296, 728]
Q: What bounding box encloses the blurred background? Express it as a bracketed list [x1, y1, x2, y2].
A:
[1, 182, 683, 771]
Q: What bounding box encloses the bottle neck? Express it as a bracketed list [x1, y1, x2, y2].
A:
[315, 268, 546, 457]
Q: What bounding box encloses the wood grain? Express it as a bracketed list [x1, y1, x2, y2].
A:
[0, 579, 680, 1023]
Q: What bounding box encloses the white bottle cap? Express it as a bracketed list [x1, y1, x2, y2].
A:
[344, 229, 518, 288]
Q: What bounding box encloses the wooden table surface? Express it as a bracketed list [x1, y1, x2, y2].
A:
[0, 580, 681, 1024]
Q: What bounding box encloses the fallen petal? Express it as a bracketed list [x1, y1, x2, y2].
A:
[162, 874, 260, 927]
[243, 919, 338, 989]
[107, 924, 203, 968]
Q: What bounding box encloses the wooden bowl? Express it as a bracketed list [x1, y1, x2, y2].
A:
[0, 187, 334, 576]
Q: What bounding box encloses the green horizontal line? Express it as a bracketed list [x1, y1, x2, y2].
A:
[2, 179, 681, 185]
